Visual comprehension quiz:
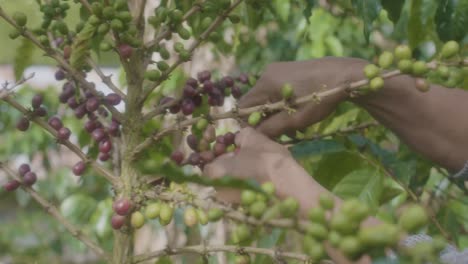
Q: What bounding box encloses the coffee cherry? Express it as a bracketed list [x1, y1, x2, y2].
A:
[18, 163, 31, 177]
[307, 223, 328, 241]
[308, 207, 326, 224]
[398, 59, 413, 73]
[319, 193, 334, 210]
[99, 139, 112, 153]
[186, 77, 198, 87]
[249, 200, 267, 218]
[394, 45, 412, 60]
[145, 70, 161, 82]
[108, 121, 120, 137]
[232, 224, 250, 243]
[113, 198, 133, 216]
[181, 99, 195, 115]
[358, 223, 399, 247]
[261, 182, 275, 196]
[330, 213, 357, 235]
[412, 61, 428, 76]
[33, 107, 47, 117]
[92, 128, 106, 142]
[85, 97, 100, 112]
[48, 116, 63, 130]
[339, 236, 362, 259]
[197, 70, 211, 82]
[55, 70, 66, 81]
[111, 214, 126, 230]
[200, 151, 215, 163]
[369, 77, 384, 91]
[159, 203, 174, 226]
[207, 208, 224, 222]
[203, 80, 214, 94]
[13, 12, 27, 27]
[224, 132, 235, 145]
[437, 65, 450, 79]
[281, 83, 294, 99]
[23, 171, 37, 186]
[231, 85, 242, 99]
[198, 139, 210, 152]
[280, 197, 299, 217]
[378, 51, 394, 69]
[183, 85, 198, 97]
[74, 105, 87, 119]
[440, 41, 459, 59]
[196, 209, 208, 225]
[67, 97, 80, 109]
[328, 231, 341, 247]
[16, 117, 30, 131]
[196, 118, 209, 131]
[303, 237, 325, 261]
[341, 199, 369, 222]
[213, 142, 226, 156]
[186, 134, 198, 151]
[241, 190, 256, 206]
[399, 204, 428, 232]
[130, 211, 145, 229]
[72, 161, 86, 176]
[234, 254, 250, 264]
[84, 120, 96, 133]
[3, 180, 21, 192]
[57, 127, 71, 140]
[118, 44, 133, 59]
[98, 152, 110, 161]
[31, 94, 43, 109]
[248, 112, 261, 126]
[415, 78, 430, 92]
[363, 64, 380, 79]
[203, 126, 216, 143]
[105, 93, 122, 105]
[170, 151, 184, 165]
[188, 152, 201, 166]
[145, 202, 161, 219]
[184, 207, 198, 227]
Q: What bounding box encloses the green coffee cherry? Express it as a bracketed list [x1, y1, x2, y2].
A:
[159, 203, 174, 226]
[91, 2, 103, 16]
[201, 17, 213, 29]
[358, 223, 400, 248]
[89, 15, 101, 26]
[341, 199, 369, 222]
[279, 197, 299, 217]
[363, 64, 380, 79]
[234, 254, 250, 264]
[100, 42, 113, 51]
[174, 42, 184, 53]
[159, 46, 170, 60]
[440, 41, 460, 59]
[260, 182, 275, 196]
[179, 50, 191, 62]
[281, 83, 294, 99]
[319, 193, 334, 210]
[228, 14, 241, 24]
[196, 209, 208, 225]
[437, 65, 450, 79]
[394, 45, 412, 60]
[369, 77, 384, 91]
[247, 111, 261, 126]
[9, 29, 21, 39]
[177, 26, 191, 40]
[330, 213, 358, 235]
[13, 12, 27, 27]
[97, 23, 110, 35]
[308, 207, 326, 224]
[117, 11, 132, 23]
[130, 211, 145, 229]
[145, 70, 161, 82]
[328, 231, 341, 247]
[184, 207, 198, 227]
[110, 19, 124, 31]
[398, 59, 413, 73]
[157, 61, 169, 72]
[241, 190, 256, 206]
[412, 61, 428, 76]
[232, 224, 250, 243]
[303, 236, 325, 261]
[307, 223, 328, 241]
[103, 6, 116, 20]
[207, 208, 224, 222]
[378, 51, 394, 69]
[249, 201, 267, 218]
[114, 0, 128, 10]
[145, 202, 161, 219]
[339, 236, 362, 259]
[399, 204, 428, 233]
[196, 118, 208, 130]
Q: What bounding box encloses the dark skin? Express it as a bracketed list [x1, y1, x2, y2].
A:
[203, 57, 467, 263]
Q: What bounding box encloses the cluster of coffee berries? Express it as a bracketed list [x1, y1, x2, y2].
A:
[16, 94, 48, 132]
[2, 163, 38, 192]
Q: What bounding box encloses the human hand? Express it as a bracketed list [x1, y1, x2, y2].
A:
[239, 57, 367, 138]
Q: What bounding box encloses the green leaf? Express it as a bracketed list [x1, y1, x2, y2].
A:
[351, 0, 382, 40]
[435, 0, 468, 41]
[332, 168, 385, 209]
[407, 0, 438, 49]
[291, 139, 345, 159]
[90, 199, 113, 239]
[381, 0, 405, 23]
[13, 39, 35, 81]
[60, 193, 97, 225]
[303, 0, 316, 22]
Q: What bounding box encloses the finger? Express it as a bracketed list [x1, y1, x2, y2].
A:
[256, 111, 295, 138]
[237, 76, 272, 109]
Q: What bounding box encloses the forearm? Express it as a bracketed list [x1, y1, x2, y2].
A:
[351, 68, 468, 172]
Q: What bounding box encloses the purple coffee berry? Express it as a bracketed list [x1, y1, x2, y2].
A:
[3, 180, 20, 192]
[108, 121, 120, 137]
[238, 73, 249, 84]
[105, 93, 122, 105]
[213, 142, 226, 156]
[224, 132, 235, 145]
[48, 116, 63, 130]
[200, 151, 215, 163]
[16, 117, 30, 131]
[72, 161, 86, 176]
[171, 151, 184, 165]
[232, 85, 242, 99]
[84, 120, 97, 133]
[197, 70, 211, 82]
[74, 104, 87, 119]
[188, 152, 201, 166]
[118, 44, 133, 59]
[98, 152, 110, 161]
[66, 97, 79, 109]
[31, 94, 43, 109]
[111, 214, 126, 230]
[18, 163, 31, 177]
[183, 85, 197, 97]
[57, 127, 71, 140]
[55, 69, 66, 81]
[113, 198, 133, 216]
[193, 94, 202, 106]
[223, 76, 234, 87]
[92, 128, 106, 142]
[85, 97, 100, 112]
[99, 139, 112, 153]
[23, 171, 37, 186]
[186, 77, 198, 88]
[203, 80, 214, 93]
[33, 106, 47, 117]
[181, 99, 195, 115]
[186, 134, 198, 151]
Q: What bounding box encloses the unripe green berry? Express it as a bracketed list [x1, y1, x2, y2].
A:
[159, 46, 170, 60]
[9, 29, 21, 39]
[110, 19, 124, 31]
[13, 12, 27, 27]
[319, 193, 334, 210]
[196, 209, 208, 225]
[229, 14, 241, 24]
[174, 42, 184, 53]
[241, 190, 256, 206]
[307, 223, 328, 241]
[280, 197, 299, 217]
[412, 61, 428, 76]
[399, 204, 428, 233]
[249, 200, 267, 218]
[232, 224, 250, 243]
[102, 6, 116, 20]
[99, 42, 113, 51]
[308, 207, 326, 224]
[328, 231, 341, 247]
[234, 254, 250, 264]
[207, 208, 224, 222]
[91, 2, 103, 17]
[363, 64, 380, 79]
[201, 17, 213, 29]
[179, 50, 191, 62]
[260, 182, 275, 196]
[117, 11, 132, 23]
[114, 0, 128, 10]
[339, 236, 362, 259]
[145, 70, 161, 81]
[437, 65, 450, 79]
[281, 83, 294, 99]
[130, 211, 145, 229]
[415, 78, 430, 92]
[145, 202, 161, 219]
[248, 111, 261, 126]
[341, 199, 369, 222]
[157, 61, 169, 72]
[97, 23, 110, 35]
[398, 59, 413, 73]
[177, 26, 191, 40]
[394, 45, 412, 60]
[170, 9, 183, 23]
[440, 40, 459, 59]
[159, 203, 174, 226]
[369, 77, 384, 91]
[184, 207, 198, 227]
[89, 15, 101, 26]
[378, 51, 394, 69]
[358, 223, 400, 247]
[196, 118, 208, 130]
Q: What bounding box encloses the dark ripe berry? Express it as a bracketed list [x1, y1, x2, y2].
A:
[18, 163, 31, 177]
[170, 151, 184, 165]
[181, 99, 195, 115]
[197, 70, 211, 82]
[66, 97, 79, 110]
[108, 121, 120, 137]
[74, 104, 87, 119]
[183, 85, 197, 97]
[188, 152, 201, 166]
[193, 94, 202, 106]
[216, 135, 225, 144]
[85, 90, 94, 99]
[169, 103, 181, 114]
[238, 73, 249, 84]
[203, 80, 214, 93]
[31, 94, 43, 109]
[85, 97, 100, 112]
[98, 152, 111, 161]
[223, 76, 234, 87]
[23, 171, 37, 186]
[186, 77, 198, 88]
[62, 82, 74, 93]
[55, 70, 66, 81]
[118, 44, 133, 59]
[16, 117, 30, 131]
[59, 92, 71, 103]
[213, 142, 226, 156]
[99, 139, 112, 153]
[57, 127, 71, 140]
[33, 106, 47, 117]
[48, 116, 63, 130]
[113, 198, 133, 216]
[92, 128, 106, 142]
[88, 112, 98, 121]
[224, 132, 235, 145]
[3, 180, 21, 192]
[84, 120, 96, 133]
[186, 134, 198, 151]
[63, 45, 71, 59]
[98, 107, 109, 117]
[231, 85, 242, 99]
[72, 161, 86, 176]
[105, 93, 122, 105]
[200, 151, 215, 163]
[111, 214, 126, 230]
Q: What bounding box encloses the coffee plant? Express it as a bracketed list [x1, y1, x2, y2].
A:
[0, 0, 467, 263]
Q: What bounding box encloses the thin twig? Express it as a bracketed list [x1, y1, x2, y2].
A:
[0, 93, 119, 185]
[131, 70, 403, 158]
[140, 0, 243, 103]
[0, 162, 111, 262]
[86, 58, 126, 99]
